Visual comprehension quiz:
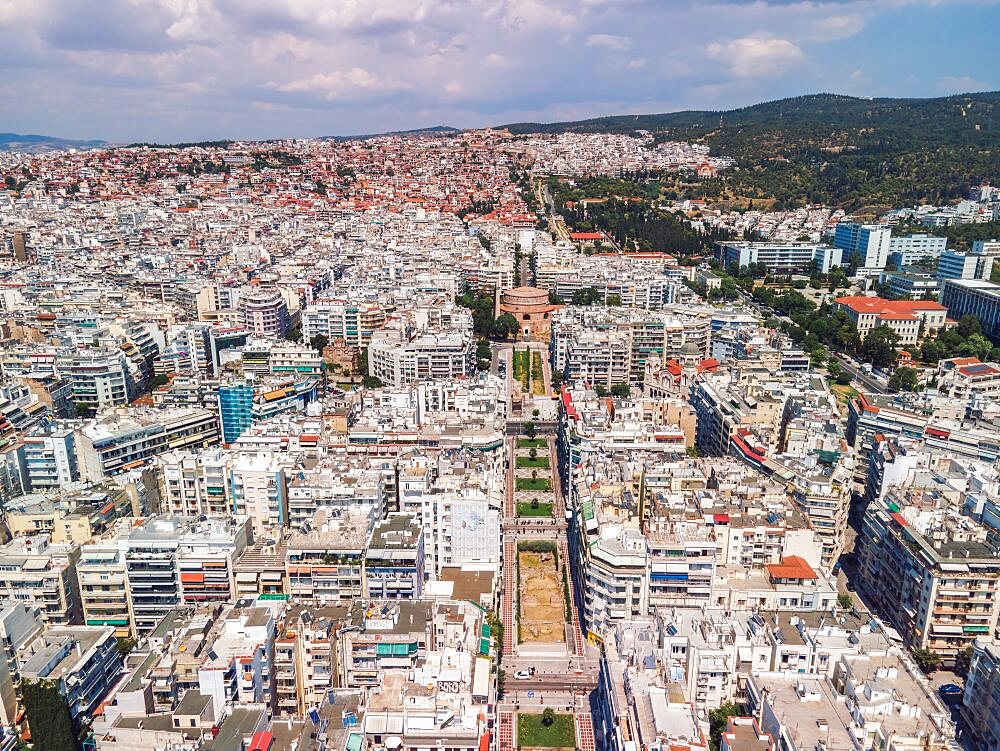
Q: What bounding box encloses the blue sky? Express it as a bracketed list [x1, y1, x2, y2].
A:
[0, 0, 996, 142]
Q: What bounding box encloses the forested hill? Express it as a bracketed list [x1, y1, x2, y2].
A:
[502, 93, 1000, 212]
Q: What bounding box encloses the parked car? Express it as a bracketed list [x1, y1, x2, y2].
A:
[938, 683, 963, 699]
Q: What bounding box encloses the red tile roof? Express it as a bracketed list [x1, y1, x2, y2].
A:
[834, 296, 946, 315]
[766, 555, 818, 580]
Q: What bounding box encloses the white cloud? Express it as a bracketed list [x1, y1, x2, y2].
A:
[705, 36, 805, 78]
[277, 68, 410, 99]
[585, 33, 631, 50]
[0, 0, 994, 140]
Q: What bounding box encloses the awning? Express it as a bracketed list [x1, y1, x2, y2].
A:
[931, 623, 964, 635]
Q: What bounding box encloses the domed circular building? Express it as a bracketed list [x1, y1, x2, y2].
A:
[499, 286, 557, 340]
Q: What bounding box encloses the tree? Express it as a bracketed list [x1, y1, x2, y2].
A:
[961, 333, 993, 359]
[955, 314, 982, 338]
[571, 287, 602, 306]
[955, 645, 973, 678]
[529, 447, 538, 460]
[362, 375, 384, 389]
[149, 373, 169, 389]
[22, 679, 79, 751]
[835, 371, 853, 386]
[709, 703, 741, 751]
[524, 421, 536, 439]
[117, 636, 137, 655]
[837, 593, 853, 609]
[358, 347, 370, 376]
[888, 366, 919, 393]
[860, 325, 900, 369]
[594, 384, 609, 397]
[541, 708, 556, 727]
[606, 293, 623, 306]
[492, 313, 520, 341]
[285, 326, 302, 342]
[912, 648, 942, 674]
[610, 383, 631, 398]
[476, 338, 492, 370]
[309, 334, 329, 352]
[532, 408, 540, 417]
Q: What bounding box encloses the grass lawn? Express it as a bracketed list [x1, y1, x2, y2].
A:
[831, 383, 860, 406]
[517, 713, 576, 749]
[516, 456, 550, 469]
[517, 501, 553, 517]
[517, 438, 547, 449]
[516, 477, 552, 492]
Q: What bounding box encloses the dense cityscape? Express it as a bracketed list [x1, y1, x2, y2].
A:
[1, 97, 1000, 751]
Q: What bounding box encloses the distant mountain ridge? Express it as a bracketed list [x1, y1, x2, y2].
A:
[500, 92, 1000, 211]
[499, 92, 1000, 138]
[324, 125, 460, 141]
[0, 132, 106, 153]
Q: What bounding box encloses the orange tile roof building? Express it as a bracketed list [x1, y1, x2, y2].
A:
[833, 296, 948, 344]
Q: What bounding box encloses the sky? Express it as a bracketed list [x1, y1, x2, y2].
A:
[0, 0, 997, 142]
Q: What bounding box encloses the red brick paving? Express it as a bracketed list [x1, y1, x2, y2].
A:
[502, 537, 517, 656]
[575, 712, 596, 751]
[499, 710, 515, 751]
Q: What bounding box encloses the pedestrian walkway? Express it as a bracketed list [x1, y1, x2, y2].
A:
[559, 538, 586, 656]
[575, 712, 596, 751]
[502, 537, 517, 656]
[498, 710, 516, 751]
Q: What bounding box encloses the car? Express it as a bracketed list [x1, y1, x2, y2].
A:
[938, 683, 963, 698]
[514, 669, 534, 680]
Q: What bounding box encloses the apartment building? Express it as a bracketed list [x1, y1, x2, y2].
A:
[365, 513, 425, 600]
[0, 534, 81, 624]
[369, 330, 475, 388]
[963, 638, 1000, 751]
[936, 357, 1000, 400]
[237, 290, 290, 338]
[285, 509, 372, 602]
[301, 300, 387, 347]
[21, 423, 78, 491]
[19, 625, 122, 726]
[848, 391, 1000, 468]
[0, 604, 44, 725]
[197, 606, 276, 717]
[551, 306, 711, 386]
[67, 349, 138, 412]
[78, 516, 252, 636]
[273, 603, 346, 717]
[155, 447, 232, 517]
[338, 600, 432, 688]
[858, 497, 1000, 665]
[76, 407, 220, 480]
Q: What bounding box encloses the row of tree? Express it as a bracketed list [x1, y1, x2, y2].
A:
[455, 290, 521, 341]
